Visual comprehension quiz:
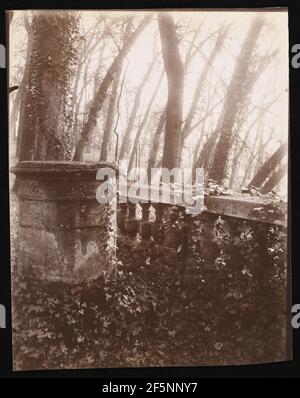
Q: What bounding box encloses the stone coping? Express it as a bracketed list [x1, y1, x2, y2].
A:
[204, 195, 287, 226]
[11, 160, 118, 178]
[120, 192, 287, 226]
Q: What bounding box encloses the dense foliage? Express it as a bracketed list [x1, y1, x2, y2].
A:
[13, 205, 287, 370]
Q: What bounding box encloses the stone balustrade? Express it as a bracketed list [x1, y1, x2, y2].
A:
[10, 160, 287, 283]
[117, 193, 287, 240]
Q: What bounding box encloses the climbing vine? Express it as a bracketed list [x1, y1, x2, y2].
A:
[20, 11, 79, 160]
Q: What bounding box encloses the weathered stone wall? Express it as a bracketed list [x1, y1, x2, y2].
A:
[11, 161, 117, 283]
[116, 198, 289, 363]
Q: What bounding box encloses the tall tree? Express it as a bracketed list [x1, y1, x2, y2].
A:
[208, 16, 265, 183]
[99, 19, 134, 160]
[248, 141, 287, 190]
[147, 110, 166, 178]
[146, 24, 209, 174]
[260, 164, 287, 194]
[128, 71, 164, 172]
[195, 45, 274, 174]
[158, 14, 184, 170]
[73, 15, 152, 161]
[18, 11, 79, 161]
[100, 63, 123, 161]
[180, 26, 228, 148]
[228, 96, 278, 189]
[118, 56, 156, 160]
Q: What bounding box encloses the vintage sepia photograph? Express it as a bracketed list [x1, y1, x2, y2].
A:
[9, 9, 289, 370]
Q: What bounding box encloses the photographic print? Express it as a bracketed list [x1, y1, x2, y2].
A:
[8, 9, 289, 370]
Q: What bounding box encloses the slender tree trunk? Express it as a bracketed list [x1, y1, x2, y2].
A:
[260, 164, 287, 194]
[192, 100, 225, 172]
[128, 71, 164, 172]
[118, 56, 156, 160]
[208, 17, 265, 183]
[146, 26, 202, 172]
[73, 16, 151, 161]
[100, 62, 123, 161]
[146, 20, 207, 173]
[228, 97, 277, 188]
[195, 129, 218, 171]
[147, 110, 166, 178]
[158, 14, 184, 170]
[229, 116, 262, 189]
[71, 37, 106, 142]
[192, 121, 207, 181]
[112, 66, 127, 161]
[248, 141, 287, 189]
[181, 27, 227, 147]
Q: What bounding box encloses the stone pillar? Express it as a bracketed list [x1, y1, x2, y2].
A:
[11, 161, 117, 283]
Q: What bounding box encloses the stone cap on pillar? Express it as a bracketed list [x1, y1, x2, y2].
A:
[11, 160, 118, 180]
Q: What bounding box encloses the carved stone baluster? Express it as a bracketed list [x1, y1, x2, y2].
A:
[154, 203, 164, 224]
[181, 207, 193, 255]
[125, 202, 139, 237]
[140, 203, 152, 239]
[198, 212, 220, 268]
[153, 203, 165, 241]
[117, 202, 128, 232]
[165, 205, 181, 248]
[219, 215, 242, 272]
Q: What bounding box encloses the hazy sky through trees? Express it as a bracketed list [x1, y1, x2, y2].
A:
[9, 10, 288, 192]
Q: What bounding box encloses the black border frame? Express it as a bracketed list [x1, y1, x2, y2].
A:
[0, 0, 299, 380]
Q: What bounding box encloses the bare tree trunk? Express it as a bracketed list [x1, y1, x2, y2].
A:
[229, 113, 262, 189]
[19, 12, 79, 161]
[73, 16, 151, 161]
[208, 16, 265, 183]
[100, 63, 123, 161]
[240, 128, 265, 187]
[181, 27, 227, 146]
[195, 129, 218, 171]
[260, 164, 287, 194]
[229, 97, 278, 188]
[191, 100, 224, 172]
[145, 20, 205, 173]
[248, 141, 287, 189]
[192, 121, 207, 181]
[128, 71, 164, 172]
[118, 56, 156, 160]
[70, 41, 87, 123]
[112, 67, 127, 161]
[158, 14, 184, 170]
[196, 56, 271, 176]
[71, 70, 100, 144]
[147, 110, 166, 178]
